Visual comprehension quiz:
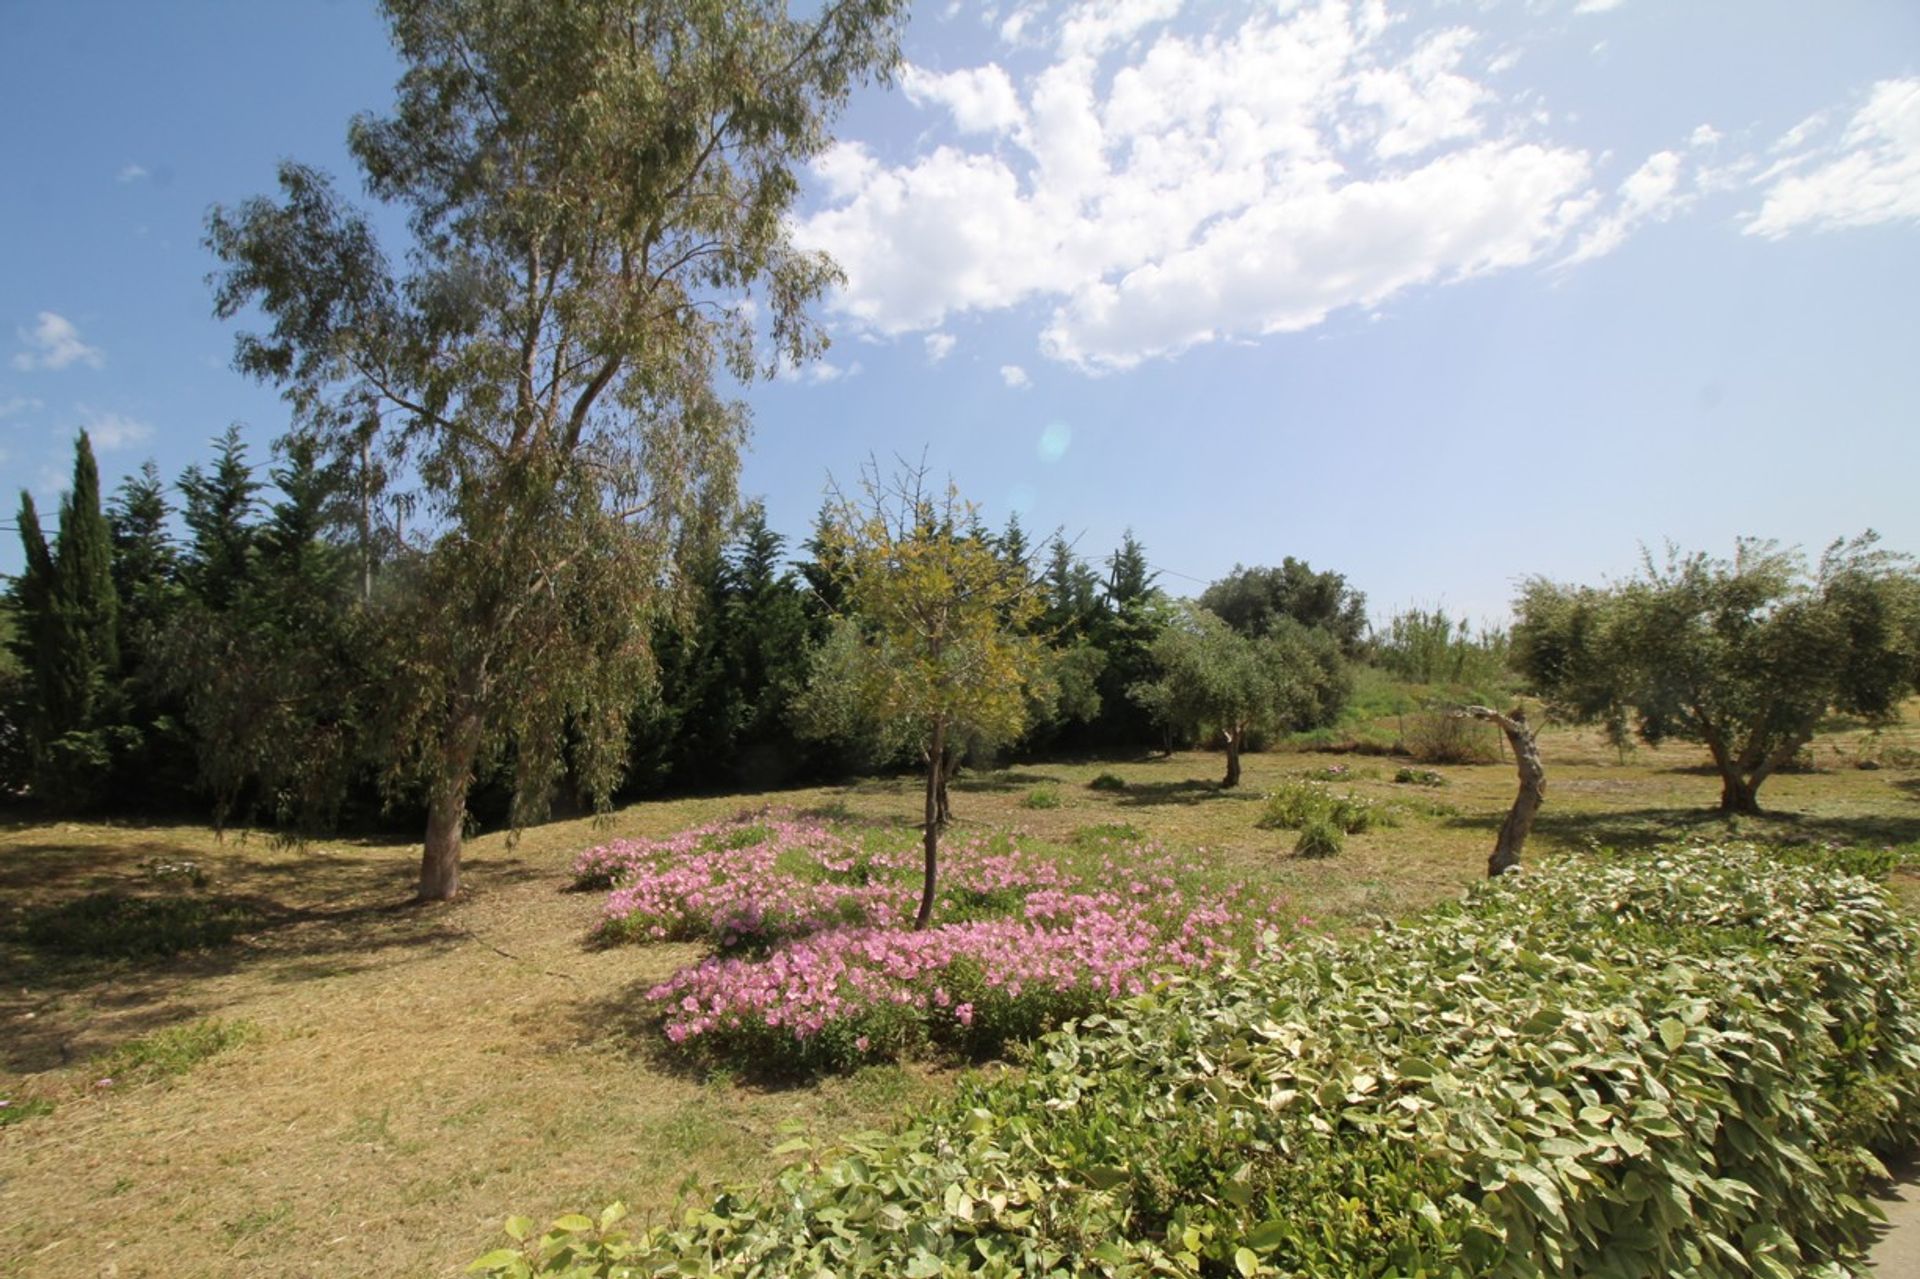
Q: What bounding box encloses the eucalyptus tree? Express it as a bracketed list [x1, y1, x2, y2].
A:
[207, 0, 904, 898]
[1514, 535, 1920, 815]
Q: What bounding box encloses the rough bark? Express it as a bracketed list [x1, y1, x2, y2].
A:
[419, 780, 467, 901]
[1718, 774, 1761, 816]
[1459, 706, 1545, 877]
[1222, 730, 1242, 789]
[915, 717, 947, 930]
[418, 706, 482, 901]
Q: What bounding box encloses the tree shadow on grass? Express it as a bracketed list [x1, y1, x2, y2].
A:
[1112, 779, 1261, 808]
[950, 770, 1065, 794]
[1498, 805, 1920, 856]
[0, 843, 548, 1074]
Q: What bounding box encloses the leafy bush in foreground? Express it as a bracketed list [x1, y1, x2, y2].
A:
[473, 846, 1920, 1278]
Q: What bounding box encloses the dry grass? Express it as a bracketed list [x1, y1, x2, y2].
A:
[2, 707, 1918, 1278]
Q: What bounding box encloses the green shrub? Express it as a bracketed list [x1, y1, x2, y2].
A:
[1256, 781, 1381, 835]
[1292, 816, 1344, 858]
[1087, 772, 1128, 792]
[1021, 786, 1061, 810]
[1392, 766, 1446, 787]
[23, 892, 270, 959]
[1399, 709, 1501, 764]
[474, 846, 1920, 1279]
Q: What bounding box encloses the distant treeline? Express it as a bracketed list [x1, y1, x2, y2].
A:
[1, 430, 1505, 832]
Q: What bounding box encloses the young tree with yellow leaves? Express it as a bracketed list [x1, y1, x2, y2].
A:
[796, 465, 1044, 929]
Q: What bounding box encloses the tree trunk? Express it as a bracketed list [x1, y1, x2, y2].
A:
[936, 743, 957, 825]
[1718, 773, 1761, 816]
[915, 718, 947, 930]
[418, 708, 481, 902]
[1460, 706, 1545, 877]
[1221, 730, 1241, 789]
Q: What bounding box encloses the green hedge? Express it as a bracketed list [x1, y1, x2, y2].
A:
[470, 846, 1920, 1278]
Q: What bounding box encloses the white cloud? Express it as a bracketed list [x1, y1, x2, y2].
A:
[76, 406, 153, 451]
[795, 0, 1632, 372]
[777, 355, 863, 385]
[116, 163, 149, 183]
[902, 63, 1026, 134]
[1562, 149, 1687, 265]
[1000, 364, 1032, 389]
[0, 395, 43, 420]
[1746, 78, 1920, 238]
[12, 312, 104, 371]
[1573, 0, 1625, 13]
[1689, 124, 1721, 149]
[924, 332, 958, 363]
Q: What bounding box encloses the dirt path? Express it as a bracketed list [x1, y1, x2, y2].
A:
[1872, 1164, 1920, 1275]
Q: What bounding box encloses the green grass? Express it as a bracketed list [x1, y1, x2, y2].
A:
[95, 1018, 260, 1085]
[0, 1097, 55, 1127]
[1021, 785, 1061, 809]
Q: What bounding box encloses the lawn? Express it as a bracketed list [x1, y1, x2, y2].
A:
[2, 711, 1918, 1277]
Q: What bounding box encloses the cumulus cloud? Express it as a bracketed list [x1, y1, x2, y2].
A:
[794, 0, 1625, 371]
[1746, 78, 1920, 238]
[1572, 0, 1625, 13]
[924, 332, 958, 363]
[13, 312, 104, 371]
[76, 407, 154, 451]
[1000, 364, 1032, 389]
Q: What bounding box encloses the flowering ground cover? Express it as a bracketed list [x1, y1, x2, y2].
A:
[575, 812, 1294, 1068]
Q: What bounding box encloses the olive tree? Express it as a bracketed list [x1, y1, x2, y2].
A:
[207, 0, 904, 898]
[1131, 605, 1341, 788]
[1513, 535, 1920, 815]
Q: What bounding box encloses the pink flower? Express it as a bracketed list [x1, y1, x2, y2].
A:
[955, 1003, 974, 1027]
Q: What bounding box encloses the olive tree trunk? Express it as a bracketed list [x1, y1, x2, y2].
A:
[1459, 706, 1545, 877]
[1221, 729, 1242, 789]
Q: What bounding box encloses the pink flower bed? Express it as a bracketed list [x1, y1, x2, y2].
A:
[578, 812, 1290, 1068]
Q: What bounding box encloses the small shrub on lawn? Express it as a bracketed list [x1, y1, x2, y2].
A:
[477, 846, 1920, 1279]
[23, 892, 269, 959]
[1293, 816, 1344, 858]
[1021, 785, 1061, 810]
[1393, 766, 1447, 786]
[1087, 772, 1128, 792]
[1256, 781, 1382, 835]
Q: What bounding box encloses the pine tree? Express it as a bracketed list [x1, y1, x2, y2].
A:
[179, 425, 261, 611]
[108, 462, 179, 674]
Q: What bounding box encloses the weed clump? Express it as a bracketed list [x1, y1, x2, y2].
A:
[1021, 786, 1061, 810]
[1087, 772, 1128, 792]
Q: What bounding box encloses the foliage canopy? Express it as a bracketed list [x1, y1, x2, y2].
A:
[1513, 535, 1920, 813]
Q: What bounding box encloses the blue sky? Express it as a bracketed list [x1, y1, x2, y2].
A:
[4, 0, 1917, 622]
